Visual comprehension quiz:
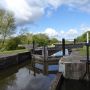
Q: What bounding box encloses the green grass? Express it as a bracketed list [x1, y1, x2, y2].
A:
[0, 49, 28, 54]
[78, 46, 90, 56]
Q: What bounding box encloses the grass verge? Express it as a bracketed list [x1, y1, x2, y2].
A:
[78, 46, 90, 56]
[0, 49, 28, 54]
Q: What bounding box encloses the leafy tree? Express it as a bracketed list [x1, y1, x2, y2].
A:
[18, 35, 27, 44]
[18, 33, 33, 44]
[33, 33, 49, 46]
[6, 37, 21, 50]
[0, 9, 16, 47]
[50, 38, 59, 44]
[25, 33, 33, 44]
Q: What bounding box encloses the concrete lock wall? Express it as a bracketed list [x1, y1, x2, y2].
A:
[0, 52, 31, 69]
[59, 57, 86, 80]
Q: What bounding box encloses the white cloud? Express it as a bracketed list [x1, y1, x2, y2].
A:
[0, 0, 46, 25]
[65, 29, 78, 40]
[43, 26, 90, 40]
[43, 28, 78, 40]
[79, 25, 90, 36]
[66, 29, 78, 35]
[0, 0, 90, 25]
[48, 0, 63, 9]
[48, 0, 90, 12]
[44, 28, 58, 37]
[56, 29, 79, 40]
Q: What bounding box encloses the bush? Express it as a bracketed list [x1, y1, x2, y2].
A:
[6, 37, 21, 50]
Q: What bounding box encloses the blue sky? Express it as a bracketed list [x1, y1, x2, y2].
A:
[0, 0, 90, 40]
[35, 5, 90, 31]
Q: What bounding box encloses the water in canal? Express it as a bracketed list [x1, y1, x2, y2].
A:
[1, 50, 89, 90]
[0, 60, 56, 90]
[0, 50, 67, 90]
[61, 79, 90, 90]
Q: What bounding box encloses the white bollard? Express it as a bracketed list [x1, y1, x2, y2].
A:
[87, 32, 89, 43]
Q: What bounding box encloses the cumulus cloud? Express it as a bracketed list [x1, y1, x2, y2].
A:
[43, 28, 78, 40]
[58, 29, 79, 40]
[0, 0, 46, 25]
[43, 26, 90, 40]
[44, 28, 58, 37]
[66, 29, 78, 39]
[80, 25, 90, 33]
[48, 0, 63, 9]
[0, 0, 90, 25]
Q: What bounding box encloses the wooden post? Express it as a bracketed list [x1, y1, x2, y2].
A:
[43, 46, 48, 75]
[32, 40, 35, 54]
[62, 38, 65, 56]
[32, 40, 36, 76]
[74, 39, 76, 44]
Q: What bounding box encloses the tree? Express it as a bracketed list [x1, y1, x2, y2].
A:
[17, 33, 33, 44]
[50, 38, 59, 44]
[33, 33, 49, 46]
[6, 37, 21, 50]
[0, 9, 16, 47]
[25, 33, 33, 44]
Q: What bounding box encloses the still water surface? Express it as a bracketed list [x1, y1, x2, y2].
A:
[1, 50, 89, 90]
[0, 60, 56, 90]
[61, 79, 90, 90]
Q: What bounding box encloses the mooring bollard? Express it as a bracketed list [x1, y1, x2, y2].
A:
[62, 38, 65, 56]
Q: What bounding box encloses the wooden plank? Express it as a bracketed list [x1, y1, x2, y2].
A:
[50, 72, 64, 90]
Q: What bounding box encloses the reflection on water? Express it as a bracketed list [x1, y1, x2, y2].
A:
[51, 49, 68, 56]
[0, 60, 55, 90]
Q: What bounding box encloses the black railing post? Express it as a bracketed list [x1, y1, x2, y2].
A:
[86, 43, 89, 63]
[62, 38, 65, 56]
[86, 43, 89, 76]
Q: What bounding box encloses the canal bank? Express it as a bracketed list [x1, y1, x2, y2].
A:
[0, 51, 31, 69]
